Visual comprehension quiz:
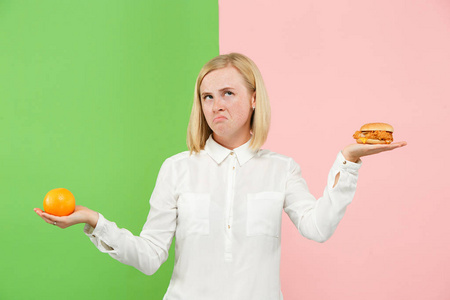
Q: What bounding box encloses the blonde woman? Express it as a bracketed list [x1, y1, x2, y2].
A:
[35, 53, 407, 299]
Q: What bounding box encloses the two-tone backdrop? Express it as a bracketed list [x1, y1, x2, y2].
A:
[2, 0, 449, 299]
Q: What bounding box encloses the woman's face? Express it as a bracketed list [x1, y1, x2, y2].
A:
[200, 66, 256, 144]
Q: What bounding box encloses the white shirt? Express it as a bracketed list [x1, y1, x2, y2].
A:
[84, 134, 362, 300]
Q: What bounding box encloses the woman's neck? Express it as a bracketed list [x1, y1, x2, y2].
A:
[212, 132, 251, 150]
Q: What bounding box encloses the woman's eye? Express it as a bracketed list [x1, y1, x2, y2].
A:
[225, 91, 233, 96]
[203, 95, 212, 100]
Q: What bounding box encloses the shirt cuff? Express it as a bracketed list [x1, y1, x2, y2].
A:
[83, 212, 107, 238]
[334, 151, 362, 173]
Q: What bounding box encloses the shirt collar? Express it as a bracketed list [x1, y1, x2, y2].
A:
[204, 134, 258, 166]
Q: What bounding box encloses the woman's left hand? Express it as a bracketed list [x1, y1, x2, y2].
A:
[341, 141, 407, 163]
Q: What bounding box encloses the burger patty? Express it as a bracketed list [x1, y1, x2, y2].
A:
[353, 130, 393, 140]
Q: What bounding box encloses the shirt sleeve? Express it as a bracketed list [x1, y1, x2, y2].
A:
[283, 151, 362, 242]
[83, 158, 177, 275]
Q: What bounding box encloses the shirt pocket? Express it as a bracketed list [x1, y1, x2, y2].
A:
[176, 192, 210, 239]
[246, 191, 285, 238]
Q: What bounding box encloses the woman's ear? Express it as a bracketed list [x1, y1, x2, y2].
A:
[251, 91, 256, 109]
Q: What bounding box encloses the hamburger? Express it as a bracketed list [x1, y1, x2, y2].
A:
[353, 123, 394, 144]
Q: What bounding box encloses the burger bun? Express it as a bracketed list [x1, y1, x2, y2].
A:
[360, 122, 394, 132]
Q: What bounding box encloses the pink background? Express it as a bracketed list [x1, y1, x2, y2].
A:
[219, 0, 450, 299]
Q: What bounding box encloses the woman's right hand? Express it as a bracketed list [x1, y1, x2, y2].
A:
[34, 205, 99, 229]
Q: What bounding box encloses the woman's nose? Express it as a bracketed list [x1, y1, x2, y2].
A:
[212, 99, 225, 112]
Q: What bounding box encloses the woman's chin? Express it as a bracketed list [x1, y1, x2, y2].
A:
[211, 125, 231, 135]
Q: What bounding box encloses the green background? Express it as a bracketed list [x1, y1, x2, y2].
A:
[0, 1, 218, 299]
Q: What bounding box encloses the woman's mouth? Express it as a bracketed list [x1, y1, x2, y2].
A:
[213, 116, 227, 122]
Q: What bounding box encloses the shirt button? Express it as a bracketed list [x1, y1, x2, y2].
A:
[228, 225, 231, 229]
[233, 166, 235, 170]
[343, 161, 347, 164]
[230, 152, 234, 155]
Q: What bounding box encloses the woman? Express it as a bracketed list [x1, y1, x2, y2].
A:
[35, 53, 407, 299]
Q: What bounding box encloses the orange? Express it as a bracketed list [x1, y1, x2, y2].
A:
[43, 188, 76, 216]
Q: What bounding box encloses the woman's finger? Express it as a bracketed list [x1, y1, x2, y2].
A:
[35, 207, 83, 229]
[34, 208, 42, 216]
[42, 212, 64, 223]
[343, 141, 407, 161]
[40, 214, 55, 225]
[35, 209, 61, 226]
[34, 208, 51, 223]
[392, 141, 408, 149]
[367, 141, 407, 154]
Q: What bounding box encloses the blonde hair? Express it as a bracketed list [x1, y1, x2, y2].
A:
[187, 53, 271, 154]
